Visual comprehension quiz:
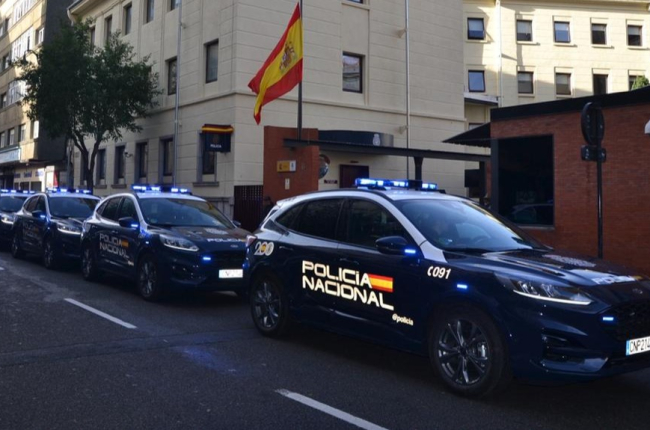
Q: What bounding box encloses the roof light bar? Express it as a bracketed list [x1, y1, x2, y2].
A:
[131, 185, 191, 194]
[1, 189, 35, 194]
[46, 188, 92, 195]
[354, 178, 438, 191]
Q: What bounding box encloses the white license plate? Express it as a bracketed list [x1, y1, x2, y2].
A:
[626, 336, 650, 356]
[219, 269, 243, 279]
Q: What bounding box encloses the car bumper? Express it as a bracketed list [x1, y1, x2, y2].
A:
[56, 233, 83, 259]
[0, 222, 14, 242]
[157, 251, 246, 293]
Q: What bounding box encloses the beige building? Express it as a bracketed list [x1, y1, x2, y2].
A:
[0, 0, 68, 191]
[67, 0, 482, 215]
[463, 0, 650, 126]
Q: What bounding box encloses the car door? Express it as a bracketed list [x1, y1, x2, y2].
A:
[17, 196, 38, 250]
[275, 198, 344, 324]
[95, 197, 123, 272]
[112, 196, 141, 273]
[23, 196, 48, 252]
[333, 198, 423, 345]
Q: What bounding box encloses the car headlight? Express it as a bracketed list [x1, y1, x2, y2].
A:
[1, 214, 15, 225]
[498, 275, 592, 306]
[56, 222, 82, 235]
[160, 234, 199, 252]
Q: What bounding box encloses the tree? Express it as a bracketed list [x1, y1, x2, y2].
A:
[631, 75, 650, 90]
[16, 19, 160, 192]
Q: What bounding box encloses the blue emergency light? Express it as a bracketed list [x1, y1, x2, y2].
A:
[131, 185, 191, 194]
[46, 187, 92, 195]
[1, 189, 34, 194]
[354, 178, 438, 191]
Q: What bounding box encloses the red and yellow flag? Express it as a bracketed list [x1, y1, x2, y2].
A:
[368, 274, 394, 293]
[248, 4, 303, 124]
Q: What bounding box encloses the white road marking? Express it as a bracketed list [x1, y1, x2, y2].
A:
[0, 267, 4, 270]
[276, 389, 389, 430]
[64, 298, 137, 329]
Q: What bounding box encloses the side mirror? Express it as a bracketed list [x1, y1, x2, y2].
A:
[32, 210, 45, 219]
[118, 217, 139, 229]
[375, 236, 418, 256]
[232, 220, 242, 228]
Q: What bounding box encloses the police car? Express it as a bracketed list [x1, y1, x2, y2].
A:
[80, 185, 249, 301]
[245, 178, 650, 397]
[0, 189, 33, 246]
[11, 188, 100, 269]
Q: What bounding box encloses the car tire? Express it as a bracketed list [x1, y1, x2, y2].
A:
[43, 237, 59, 270]
[137, 254, 165, 302]
[250, 273, 290, 337]
[428, 305, 511, 398]
[81, 244, 102, 282]
[11, 232, 24, 259]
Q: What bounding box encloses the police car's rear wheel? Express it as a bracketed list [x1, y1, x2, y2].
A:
[43, 238, 59, 270]
[250, 274, 290, 337]
[11, 233, 24, 259]
[137, 254, 165, 301]
[429, 306, 511, 398]
[81, 244, 101, 281]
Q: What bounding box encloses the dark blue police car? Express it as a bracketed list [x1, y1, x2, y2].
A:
[80, 185, 249, 301]
[11, 188, 100, 269]
[0, 189, 33, 246]
[245, 178, 650, 397]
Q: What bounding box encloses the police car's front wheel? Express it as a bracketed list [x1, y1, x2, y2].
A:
[11, 233, 24, 259]
[81, 244, 102, 281]
[137, 255, 165, 302]
[43, 238, 59, 270]
[250, 274, 290, 337]
[429, 306, 511, 398]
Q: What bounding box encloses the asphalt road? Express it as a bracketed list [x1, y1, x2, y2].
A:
[1, 250, 650, 430]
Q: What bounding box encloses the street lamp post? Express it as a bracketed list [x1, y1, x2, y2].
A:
[172, 0, 182, 187]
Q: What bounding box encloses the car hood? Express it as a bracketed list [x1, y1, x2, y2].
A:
[152, 225, 248, 252]
[53, 217, 85, 227]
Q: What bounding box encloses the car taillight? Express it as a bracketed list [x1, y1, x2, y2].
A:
[245, 235, 257, 248]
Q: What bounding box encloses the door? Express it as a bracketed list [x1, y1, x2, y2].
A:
[95, 197, 123, 272]
[339, 165, 369, 189]
[23, 196, 47, 252]
[113, 196, 141, 272]
[333, 198, 422, 343]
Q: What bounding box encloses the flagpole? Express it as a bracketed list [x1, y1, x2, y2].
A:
[297, 0, 303, 141]
[405, 0, 411, 180]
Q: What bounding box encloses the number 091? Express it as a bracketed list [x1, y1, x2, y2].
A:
[427, 266, 451, 279]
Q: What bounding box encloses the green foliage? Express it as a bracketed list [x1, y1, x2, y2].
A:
[16, 19, 160, 191]
[631, 75, 649, 90]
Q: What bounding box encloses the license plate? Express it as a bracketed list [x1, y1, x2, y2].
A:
[219, 269, 243, 279]
[626, 336, 650, 356]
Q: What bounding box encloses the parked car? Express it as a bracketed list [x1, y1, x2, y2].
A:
[0, 189, 33, 247]
[80, 185, 249, 301]
[11, 188, 100, 269]
[245, 178, 650, 397]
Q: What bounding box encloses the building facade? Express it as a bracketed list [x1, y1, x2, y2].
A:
[0, 0, 69, 191]
[463, 0, 650, 126]
[67, 0, 484, 214]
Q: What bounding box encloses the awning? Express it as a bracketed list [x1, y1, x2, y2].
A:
[443, 123, 492, 148]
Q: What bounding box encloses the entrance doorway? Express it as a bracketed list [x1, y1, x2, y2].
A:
[339, 165, 369, 189]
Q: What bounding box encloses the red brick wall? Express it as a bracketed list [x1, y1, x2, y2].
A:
[263, 126, 320, 204]
[491, 104, 650, 275]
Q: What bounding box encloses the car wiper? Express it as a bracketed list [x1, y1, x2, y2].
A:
[446, 247, 494, 254]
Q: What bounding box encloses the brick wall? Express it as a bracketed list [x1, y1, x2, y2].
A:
[491, 103, 650, 275]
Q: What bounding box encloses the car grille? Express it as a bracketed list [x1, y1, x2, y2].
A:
[601, 300, 650, 342]
[210, 250, 246, 268]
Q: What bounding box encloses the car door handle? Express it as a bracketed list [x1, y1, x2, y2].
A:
[279, 245, 294, 252]
[339, 257, 359, 266]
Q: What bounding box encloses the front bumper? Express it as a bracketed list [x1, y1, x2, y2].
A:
[0, 222, 13, 242]
[56, 232, 83, 259]
[157, 249, 246, 293]
[502, 298, 650, 382]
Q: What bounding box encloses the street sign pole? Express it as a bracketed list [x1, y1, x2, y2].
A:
[596, 129, 603, 259]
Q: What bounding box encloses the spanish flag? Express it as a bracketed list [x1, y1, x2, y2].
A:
[248, 4, 303, 124]
[368, 274, 394, 293]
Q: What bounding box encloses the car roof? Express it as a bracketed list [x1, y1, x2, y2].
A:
[276, 188, 465, 207]
[131, 192, 205, 201]
[45, 193, 100, 199]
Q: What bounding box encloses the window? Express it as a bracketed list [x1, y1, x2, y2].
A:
[89, 27, 95, 45]
[202, 144, 215, 175]
[167, 58, 177, 95]
[555, 73, 571, 95]
[467, 18, 485, 40]
[98, 197, 121, 221]
[11, 28, 32, 59]
[517, 72, 533, 94]
[342, 53, 362, 93]
[36, 27, 44, 45]
[96, 149, 106, 182]
[344, 200, 407, 248]
[628, 25, 642, 46]
[0, 132, 4, 148]
[8, 128, 14, 145]
[124, 4, 132, 35]
[468, 70, 485, 92]
[119, 197, 138, 220]
[2, 54, 9, 70]
[18, 124, 26, 142]
[294, 199, 343, 240]
[161, 138, 173, 176]
[115, 146, 125, 181]
[554, 21, 570, 43]
[136, 142, 148, 179]
[1, 93, 6, 108]
[593, 74, 608, 95]
[591, 23, 606, 45]
[145, 0, 155, 23]
[516, 20, 532, 42]
[104, 16, 112, 44]
[32, 120, 39, 138]
[206, 40, 218, 83]
[170, 0, 179, 11]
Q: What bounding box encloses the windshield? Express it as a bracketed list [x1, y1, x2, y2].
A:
[0, 196, 27, 213]
[139, 198, 235, 228]
[396, 199, 544, 252]
[49, 197, 99, 219]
